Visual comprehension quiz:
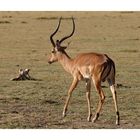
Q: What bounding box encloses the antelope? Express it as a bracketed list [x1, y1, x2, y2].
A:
[48, 17, 120, 125]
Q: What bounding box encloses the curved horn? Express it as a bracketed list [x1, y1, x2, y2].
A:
[50, 17, 62, 47]
[59, 17, 75, 45]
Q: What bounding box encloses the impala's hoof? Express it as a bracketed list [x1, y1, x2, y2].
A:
[87, 114, 92, 122]
[116, 112, 120, 125]
[62, 112, 66, 118]
[116, 120, 120, 125]
[92, 118, 97, 123]
[92, 113, 99, 123]
[87, 117, 91, 122]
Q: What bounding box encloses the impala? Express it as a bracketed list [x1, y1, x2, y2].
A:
[48, 17, 120, 125]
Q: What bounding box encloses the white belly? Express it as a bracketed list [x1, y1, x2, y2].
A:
[79, 66, 92, 79]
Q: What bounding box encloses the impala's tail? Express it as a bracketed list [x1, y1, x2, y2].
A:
[101, 54, 116, 83]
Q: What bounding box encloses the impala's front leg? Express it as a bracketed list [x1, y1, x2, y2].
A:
[62, 78, 79, 117]
[85, 79, 92, 122]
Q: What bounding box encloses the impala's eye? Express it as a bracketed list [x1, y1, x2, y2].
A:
[52, 50, 55, 53]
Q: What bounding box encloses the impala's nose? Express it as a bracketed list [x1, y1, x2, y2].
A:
[48, 61, 52, 64]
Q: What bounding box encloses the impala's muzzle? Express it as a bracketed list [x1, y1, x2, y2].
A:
[48, 60, 53, 64]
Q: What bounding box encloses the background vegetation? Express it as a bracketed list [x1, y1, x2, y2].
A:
[0, 12, 139, 128]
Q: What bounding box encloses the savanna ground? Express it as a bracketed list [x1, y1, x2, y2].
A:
[0, 11, 139, 128]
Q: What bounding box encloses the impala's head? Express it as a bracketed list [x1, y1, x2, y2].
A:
[48, 17, 75, 64]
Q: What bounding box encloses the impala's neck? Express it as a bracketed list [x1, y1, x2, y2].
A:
[57, 51, 73, 73]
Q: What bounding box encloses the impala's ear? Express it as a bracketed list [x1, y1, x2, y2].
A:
[57, 46, 67, 51]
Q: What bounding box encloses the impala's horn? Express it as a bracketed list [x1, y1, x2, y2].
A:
[50, 17, 62, 48]
[59, 17, 75, 46]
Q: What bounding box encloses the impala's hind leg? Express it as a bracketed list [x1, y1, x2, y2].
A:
[108, 79, 120, 125]
[85, 78, 92, 122]
[92, 77, 105, 123]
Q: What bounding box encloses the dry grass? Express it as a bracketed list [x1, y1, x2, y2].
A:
[0, 11, 139, 128]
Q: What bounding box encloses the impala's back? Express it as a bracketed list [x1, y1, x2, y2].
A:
[71, 52, 115, 83]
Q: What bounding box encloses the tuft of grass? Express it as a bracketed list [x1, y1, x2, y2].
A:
[120, 49, 139, 53]
[0, 21, 10, 24]
[36, 17, 75, 20]
[36, 16, 58, 20]
[2, 15, 12, 18]
[21, 21, 27, 24]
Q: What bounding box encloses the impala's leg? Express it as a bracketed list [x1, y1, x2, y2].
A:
[85, 79, 92, 122]
[62, 78, 78, 117]
[92, 78, 105, 123]
[108, 79, 120, 125]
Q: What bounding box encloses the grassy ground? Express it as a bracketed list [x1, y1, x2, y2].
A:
[0, 11, 139, 128]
